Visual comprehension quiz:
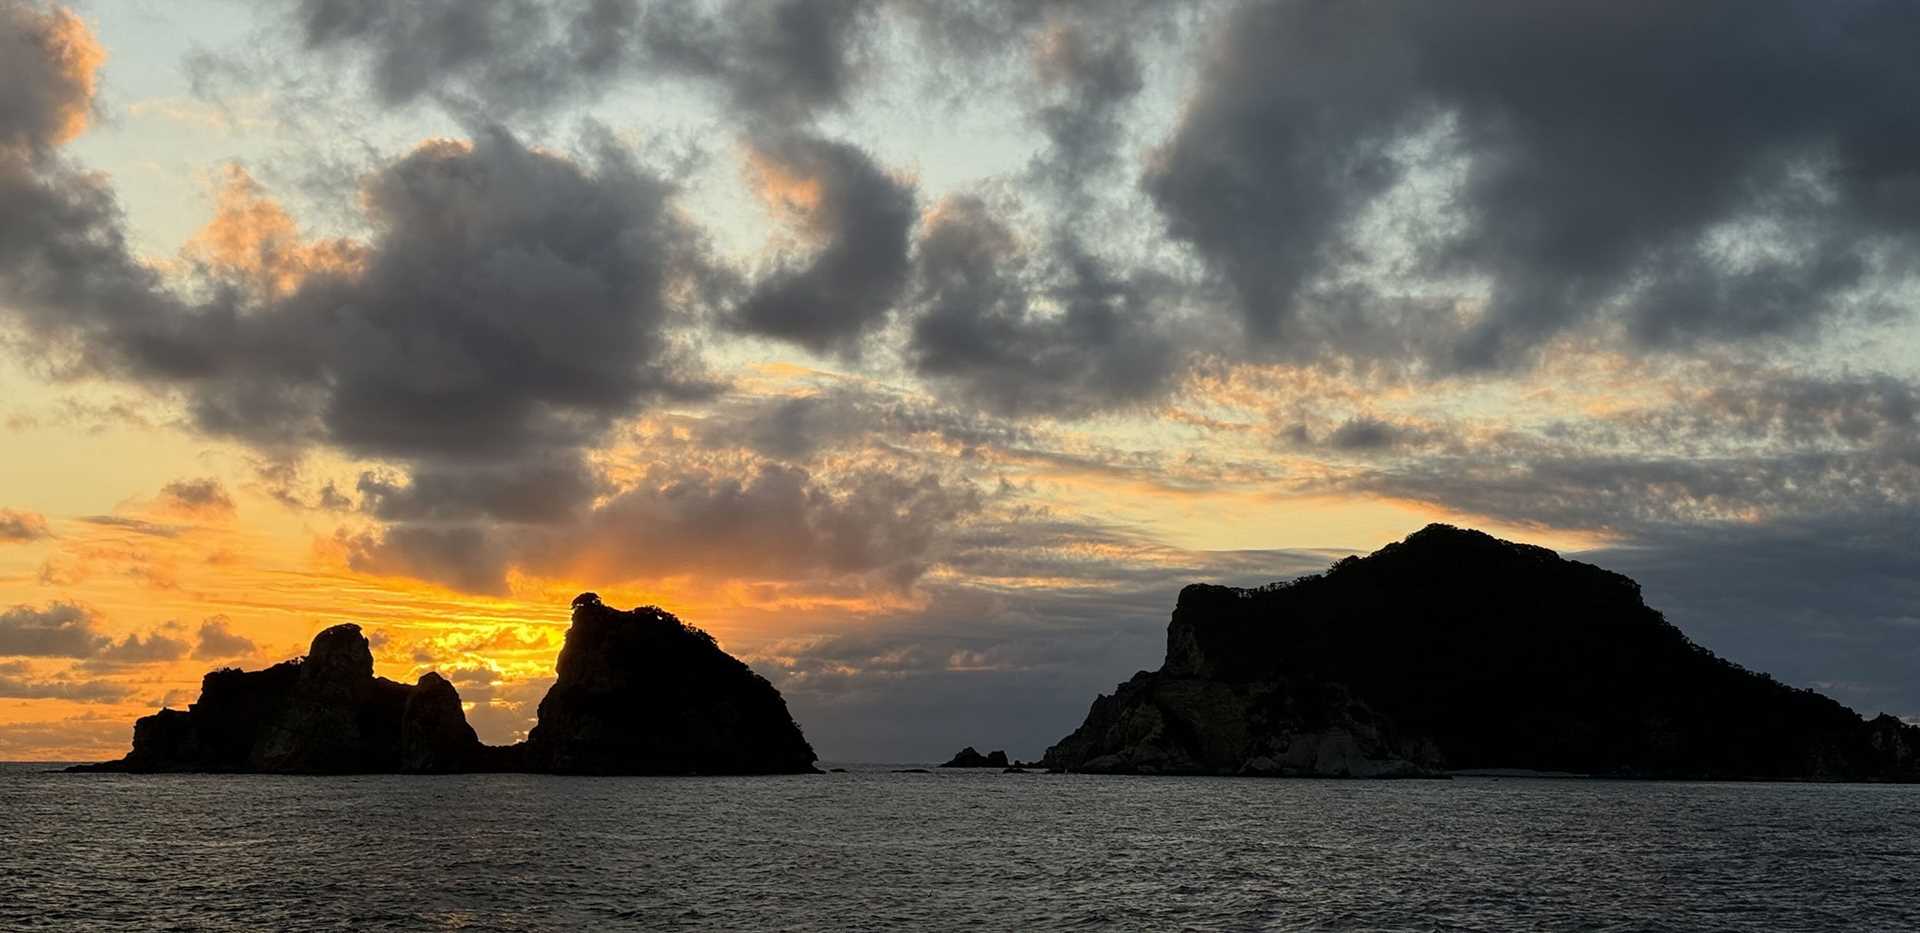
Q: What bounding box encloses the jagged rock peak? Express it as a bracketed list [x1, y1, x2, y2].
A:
[302, 623, 375, 683]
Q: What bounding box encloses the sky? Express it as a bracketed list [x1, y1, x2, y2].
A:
[1, 0, 1917, 763]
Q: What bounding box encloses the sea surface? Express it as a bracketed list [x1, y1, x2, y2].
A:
[4, 763, 1917, 931]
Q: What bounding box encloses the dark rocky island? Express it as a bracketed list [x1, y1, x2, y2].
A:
[939, 746, 1010, 768]
[71, 594, 817, 775]
[520, 594, 818, 775]
[1044, 524, 1920, 781]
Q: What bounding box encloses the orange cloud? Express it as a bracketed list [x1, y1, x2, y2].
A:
[744, 143, 830, 237]
[35, 5, 105, 146]
[185, 166, 365, 297]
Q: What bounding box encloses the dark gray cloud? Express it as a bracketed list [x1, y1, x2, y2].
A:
[192, 617, 258, 660]
[0, 602, 100, 657]
[636, 0, 880, 126]
[1148, 0, 1920, 368]
[225, 128, 710, 462]
[344, 524, 515, 595]
[350, 461, 980, 594]
[357, 454, 603, 525]
[1, 602, 206, 667]
[92, 631, 191, 664]
[1325, 417, 1406, 452]
[283, 0, 879, 123]
[696, 383, 1036, 462]
[1026, 18, 1146, 209]
[729, 132, 916, 353]
[0, 661, 132, 704]
[907, 197, 1180, 416]
[295, 0, 575, 114]
[1334, 369, 1920, 535]
[0, 508, 50, 543]
[3, 119, 714, 471]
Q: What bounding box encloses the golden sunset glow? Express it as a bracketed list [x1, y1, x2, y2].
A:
[2, 0, 1916, 766]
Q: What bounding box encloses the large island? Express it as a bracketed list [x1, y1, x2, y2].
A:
[1044, 524, 1920, 781]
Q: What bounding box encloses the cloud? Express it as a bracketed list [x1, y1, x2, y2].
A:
[158, 478, 236, 520]
[192, 616, 257, 660]
[343, 524, 516, 596]
[280, 0, 879, 124]
[0, 662, 131, 702]
[635, 0, 881, 126]
[907, 196, 1181, 416]
[348, 461, 980, 594]
[1327, 367, 1920, 535]
[75, 516, 182, 538]
[0, 602, 100, 657]
[0, 508, 50, 543]
[1026, 17, 1147, 208]
[3, 114, 716, 477]
[1146, 0, 1920, 369]
[92, 631, 190, 664]
[0, 602, 217, 666]
[695, 381, 1035, 463]
[437, 664, 552, 744]
[0, 1, 102, 153]
[729, 132, 916, 353]
[1325, 417, 1407, 452]
[356, 454, 602, 525]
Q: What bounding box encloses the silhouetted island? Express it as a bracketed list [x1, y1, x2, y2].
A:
[70, 593, 817, 775]
[1044, 524, 1920, 782]
[939, 746, 1010, 768]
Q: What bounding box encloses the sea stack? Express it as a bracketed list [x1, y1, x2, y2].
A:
[518, 594, 819, 775]
[1044, 524, 1920, 781]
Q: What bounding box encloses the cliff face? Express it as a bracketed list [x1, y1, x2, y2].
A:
[1045, 524, 1920, 781]
[73, 624, 487, 774]
[74, 597, 817, 776]
[520, 595, 818, 775]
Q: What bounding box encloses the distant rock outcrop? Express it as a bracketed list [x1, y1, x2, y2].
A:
[71, 623, 487, 774]
[939, 747, 1010, 768]
[72, 595, 817, 776]
[1044, 524, 1920, 781]
[520, 595, 818, 775]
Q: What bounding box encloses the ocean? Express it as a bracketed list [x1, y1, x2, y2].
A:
[4, 763, 1916, 931]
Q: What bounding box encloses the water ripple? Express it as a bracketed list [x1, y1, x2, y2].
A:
[4, 765, 1917, 931]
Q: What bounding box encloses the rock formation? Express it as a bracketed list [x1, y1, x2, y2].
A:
[73, 595, 817, 776]
[519, 594, 818, 775]
[939, 747, 1010, 768]
[71, 623, 488, 774]
[1044, 524, 1920, 781]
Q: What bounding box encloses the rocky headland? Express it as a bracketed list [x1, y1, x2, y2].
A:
[71, 594, 816, 775]
[1044, 524, 1920, 781]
